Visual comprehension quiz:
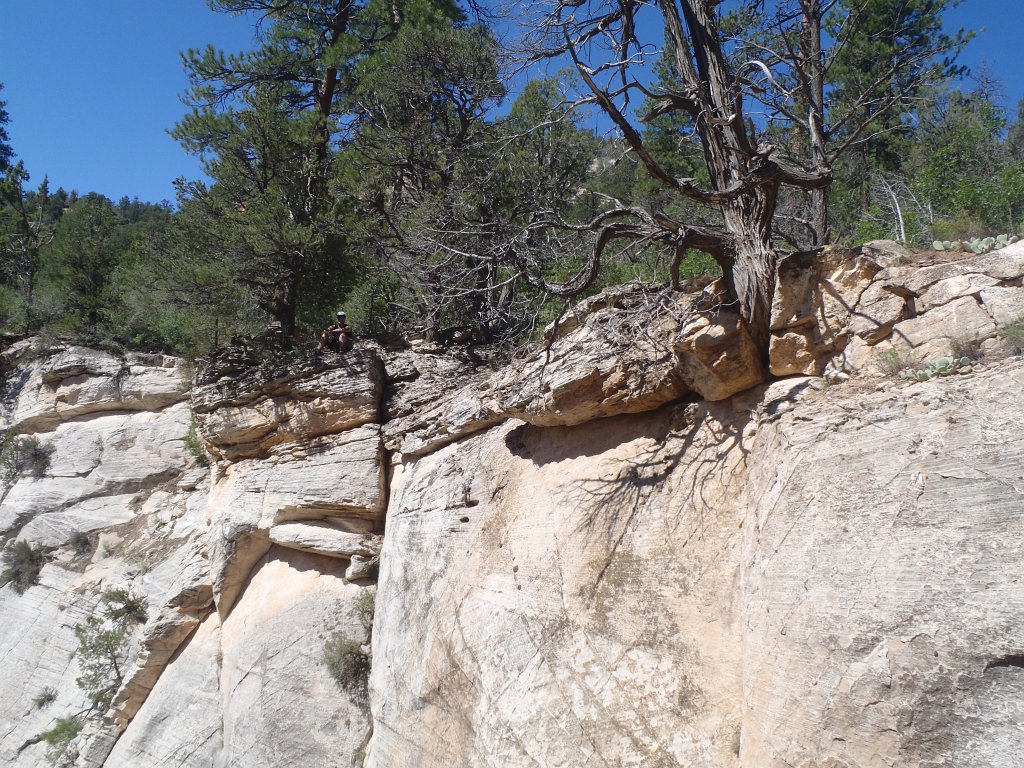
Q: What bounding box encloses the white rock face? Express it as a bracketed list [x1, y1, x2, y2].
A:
[370, 360, 1024, 767]
[3, 243, 1024, 768]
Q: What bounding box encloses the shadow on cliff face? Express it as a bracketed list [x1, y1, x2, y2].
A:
[503, 400, 752, 592]
[502, 399, 695, 465]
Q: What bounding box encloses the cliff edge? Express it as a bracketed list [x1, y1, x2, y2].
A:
[1, 241, 1022, 767]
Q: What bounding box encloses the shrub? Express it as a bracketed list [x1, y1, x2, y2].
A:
[950, 336, 984, 362]
[182, 418, 208, 465]
[876, 348, 915, 377]
[38, 715, 82, 767]
[0, 541, 48, 593]
[0, 431, 55, 482]
[101, 588, 148, 625]
[324, 634, 371, 700]
[32, 687, 57, 709]
[68, 532, 92, 556]
[1001, 317, 1024, 353]
[353, 589, 375, 631]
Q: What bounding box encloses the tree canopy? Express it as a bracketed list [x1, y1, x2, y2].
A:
[2, 2, 1020, 359]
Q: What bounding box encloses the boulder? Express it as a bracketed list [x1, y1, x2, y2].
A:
[677, 310, 766, 397]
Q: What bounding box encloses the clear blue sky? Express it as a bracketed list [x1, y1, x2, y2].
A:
[0, 1, 1021, 204]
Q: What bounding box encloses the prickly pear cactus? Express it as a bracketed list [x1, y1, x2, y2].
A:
[899, 356, 972, 381]
[946, 234, 1022, 255]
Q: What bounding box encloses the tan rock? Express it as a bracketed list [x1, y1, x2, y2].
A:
[192, 345, 382, 460]
[269, 520, 382, 560]
[678, 311, 767, 397]
[918, 273, 1001, 310]
[490, 286, 689, 425]
[889, 295, 997, 355]
[979, 285, 1024, 326]
[103, 616, 223, 768]
[218, 548, 373, 767]
[370, 358, 1024, 768]
[769, 329, 822, 376]
[849, 281, 908, 344]
[8, 347, 189, 432]
[206, 426, 384, 615]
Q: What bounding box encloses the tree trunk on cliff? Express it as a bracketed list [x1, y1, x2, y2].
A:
[526, 0, 829, 354]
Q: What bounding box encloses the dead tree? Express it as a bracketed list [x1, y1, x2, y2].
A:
[522, 0, 832, 350]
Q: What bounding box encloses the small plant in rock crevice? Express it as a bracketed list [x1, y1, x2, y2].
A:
[32, 687, 57, 709]
[1000, 316, 1024, 353]
[949, 336, 984, 362]
[38, 715, 83, 767]
[876, 348, 916, 377]
[0, 541, 48, 593]
[182, 418, 208, 466]
[323, 589, 375, 702]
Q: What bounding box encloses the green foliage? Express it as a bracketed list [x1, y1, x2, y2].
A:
[1000, 317, 1024, 353]
[898, 355, 971, 381]
[32, 687, 57, 709]
[73, 616, 128, 711]
[183, 418, 208, 466]
[324, 588, 374, 700]
[0, 540, 47, 593]
[38, 715, 83, 767]
[71, 587, 147, 710]
[0, 83, 13, 173]
[1, 430, 55, 481]
[101, 588, 148, 625]
[324, 634, 371, 699]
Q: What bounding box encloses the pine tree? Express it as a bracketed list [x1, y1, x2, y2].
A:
[172, 0, 469, 338]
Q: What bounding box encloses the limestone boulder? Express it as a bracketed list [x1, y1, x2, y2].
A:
[888, 295, 997, 358]
[269, 520, 382, 560]
[918, 273, 1001, 311]
[978, 285, 1024, 326]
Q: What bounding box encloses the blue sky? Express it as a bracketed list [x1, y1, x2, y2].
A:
[1, 0, 1021, 203]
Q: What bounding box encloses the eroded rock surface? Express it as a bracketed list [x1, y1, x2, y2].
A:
[3, 241, 1024, 768]
[371, 360, 1024, 768]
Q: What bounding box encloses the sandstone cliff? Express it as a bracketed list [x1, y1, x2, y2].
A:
[1, 242, 1022, 767]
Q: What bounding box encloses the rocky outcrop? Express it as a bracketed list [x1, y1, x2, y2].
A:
[771, 240, 1024, 376]
[192, 334, 382, 460]
[2, 240, 1024, 767]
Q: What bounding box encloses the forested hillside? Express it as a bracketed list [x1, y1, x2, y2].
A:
[2, 0, 1023, 358]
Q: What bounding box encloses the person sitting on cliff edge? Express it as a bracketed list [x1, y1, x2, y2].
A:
[319, 311, 353, 353]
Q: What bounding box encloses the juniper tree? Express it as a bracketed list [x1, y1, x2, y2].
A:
[521, 0, 967, 349]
